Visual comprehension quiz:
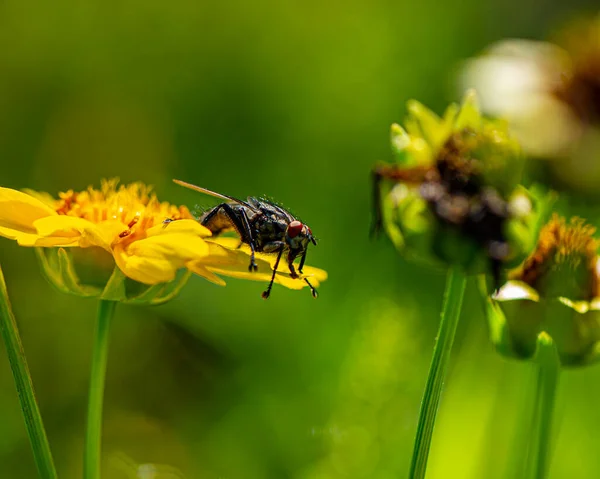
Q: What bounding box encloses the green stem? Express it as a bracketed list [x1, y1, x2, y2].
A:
[0, 266, 58, 479]
[506, 362, 538, 479]
[83, 300, 116, 479]
[528, 333, 560, 479]
[409, 267, 466, 479]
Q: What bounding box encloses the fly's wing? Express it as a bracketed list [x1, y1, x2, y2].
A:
[173, 179, 257, 210]
[249, 197, 296, 223]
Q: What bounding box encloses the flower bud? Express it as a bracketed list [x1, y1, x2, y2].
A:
[374, 90, 530, 281]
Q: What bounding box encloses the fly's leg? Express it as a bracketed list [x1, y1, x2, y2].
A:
[201, 203, 258, 271]
[262, 247, 284, 299]
[263, 241, 286, 254]
[287, 253, 298, 279]
[297, 249, 318, 298]
[262, 241, 286, 285]
[304, 278, 318, 298]
[298, 248, 307, 274]
[238, 208, 258, 271]
[264, 243, 317, 299]
[200, 204, 232, 236]
[263, 241, 285, 254]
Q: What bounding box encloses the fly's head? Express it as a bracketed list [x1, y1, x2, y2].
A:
[285, 220, 317, 259]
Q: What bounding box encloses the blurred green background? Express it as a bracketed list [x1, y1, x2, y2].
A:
[1, 0, 599, 478]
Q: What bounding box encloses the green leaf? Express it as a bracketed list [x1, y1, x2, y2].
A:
[0, 265, 58, 479]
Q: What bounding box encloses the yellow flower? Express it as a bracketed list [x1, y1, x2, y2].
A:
[0, 179, 326, 302]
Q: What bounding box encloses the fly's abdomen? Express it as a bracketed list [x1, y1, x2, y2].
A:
[200, 205, 236, 236]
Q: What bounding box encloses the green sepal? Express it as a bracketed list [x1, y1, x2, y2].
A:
[483, 278, 600, 367]
[57, 248, 103, 297]
[125, 269, 192, 305]
[454, 89, 482, 132]
[99, 267, 128, 302]
[36, 248, 103, 297]
[34, 247, 192, 305]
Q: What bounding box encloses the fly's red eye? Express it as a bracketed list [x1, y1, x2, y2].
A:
[288, 220, 303, 238]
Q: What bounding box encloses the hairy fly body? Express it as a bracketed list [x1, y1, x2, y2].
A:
[173, 179, 318, 299]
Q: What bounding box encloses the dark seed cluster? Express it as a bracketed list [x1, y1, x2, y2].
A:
[420, 130, 511, 283]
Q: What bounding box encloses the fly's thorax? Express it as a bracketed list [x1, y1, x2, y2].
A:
[252, 214, 288, 250]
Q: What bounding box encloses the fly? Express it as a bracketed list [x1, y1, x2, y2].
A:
[173, 179, 318, 299]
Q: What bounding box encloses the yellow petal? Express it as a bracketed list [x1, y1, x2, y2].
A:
[33, 216, 125, 250]
[287, 263, 328, 282]
[186, 262, 227, 286]
[208, 236, 244, 250]
[202, 263, 321, 290]
[202, 239, 273, 269]
[113, 244, 179, 284]
[22, 189, 57, 209]
[203, 239, 327, 289]
[209, 238, 327, 279]
[205, 265, 306, 289]
[0, 228, 78, 247]
[33, 216, 92, 238]
[114, 232, 210, 284]
[145, 219, 212, 238]
[86, 220, 130, 249]
[0, 187, 57, 237]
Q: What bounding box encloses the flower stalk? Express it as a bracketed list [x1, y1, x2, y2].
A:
[409, 267, 466, 479]
[0, 266, 57, 479]
[84, 299, 116, 479]
[528, 333, 560, 479]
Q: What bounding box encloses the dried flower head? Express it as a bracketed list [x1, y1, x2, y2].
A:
[485, 214, 600, 366]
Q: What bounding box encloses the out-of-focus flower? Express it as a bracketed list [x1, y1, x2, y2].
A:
[373, 90, 535, 281]
[484, 214, 600, 366]
[461, 16, 600, 194]
[0, 179, 325, 302]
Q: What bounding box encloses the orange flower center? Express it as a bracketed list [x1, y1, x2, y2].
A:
[511, 214, 598, 300]
[54, 178, 194, 239]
